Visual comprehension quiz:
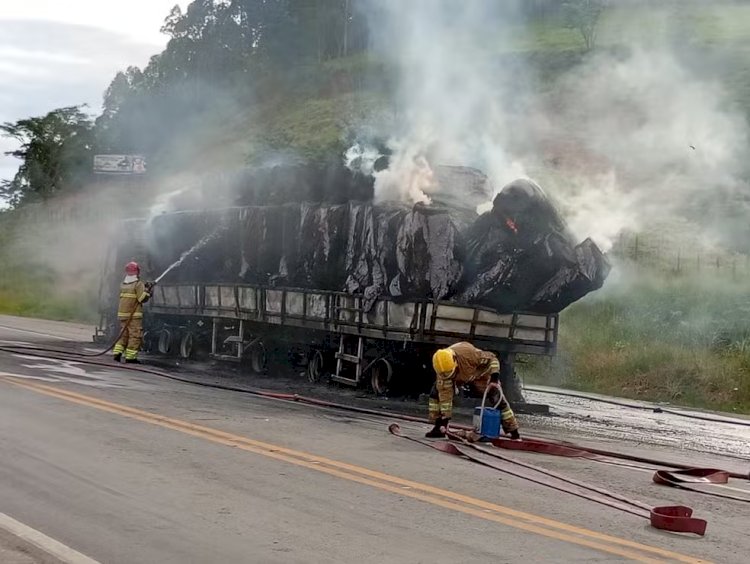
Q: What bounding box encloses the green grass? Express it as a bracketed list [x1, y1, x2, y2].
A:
[0, 265, 98, 323]
[253, 90, 388, 161]
[0, 220, 99, 324]
[524, 275, 750, 413]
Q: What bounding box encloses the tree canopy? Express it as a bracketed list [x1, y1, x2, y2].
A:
[1, 0, 373, 208]
[1, 107, 94, 207]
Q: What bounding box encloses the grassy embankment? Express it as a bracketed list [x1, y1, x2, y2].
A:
[524, 273, 750, 414]
[0, 217, 99, 323]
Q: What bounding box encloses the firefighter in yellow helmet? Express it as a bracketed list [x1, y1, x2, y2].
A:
[113, 262, 153, 364]
[427, 342, 520, 439]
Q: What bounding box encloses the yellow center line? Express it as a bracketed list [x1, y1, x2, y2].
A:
[0, 374, 709, 564]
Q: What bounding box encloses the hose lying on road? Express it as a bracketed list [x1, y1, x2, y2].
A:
[524, 385, 750, 428]
[0, 312, 136, 358]
[465, 432, 750, 503]
[7, 337, 750, 429]
[0, 343, 748, 482]
[389, 424, 712, 536]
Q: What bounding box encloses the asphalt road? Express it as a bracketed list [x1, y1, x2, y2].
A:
[1, 315, 749, 563]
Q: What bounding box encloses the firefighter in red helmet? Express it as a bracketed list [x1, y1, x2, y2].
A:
[113, 262, 153, 363]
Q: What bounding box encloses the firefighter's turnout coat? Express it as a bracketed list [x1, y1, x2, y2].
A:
[113, 277, 151, 360]
[428, 341, 519, 434]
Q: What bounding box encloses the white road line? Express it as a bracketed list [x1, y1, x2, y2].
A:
[609, 463, 750, 495]
[0, 324, 76, 342]
[0, 512, 100, 564]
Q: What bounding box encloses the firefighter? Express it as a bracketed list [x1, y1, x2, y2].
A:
[113, 262, 152, 364]
[427, 342, 520, 440]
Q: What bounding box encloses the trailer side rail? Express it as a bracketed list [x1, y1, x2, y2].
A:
[149, 283, 558, 355]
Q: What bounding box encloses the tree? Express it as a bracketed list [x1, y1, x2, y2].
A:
[0, 107, 94, 207]
[563, 0, 605, 51]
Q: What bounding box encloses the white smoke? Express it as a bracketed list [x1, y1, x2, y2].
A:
[359, 1, 750, 252]
[360, 0, 528, 206]
[543, 47, 750, 250]
[343, 140, 436, 204]
[343, 143, 381, 176]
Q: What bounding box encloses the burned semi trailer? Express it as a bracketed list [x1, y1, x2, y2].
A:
[96, 169, 610, 405]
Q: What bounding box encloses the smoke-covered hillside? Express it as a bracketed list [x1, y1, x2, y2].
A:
[3, 0, 750, 411]
[4, 0, 750, 253]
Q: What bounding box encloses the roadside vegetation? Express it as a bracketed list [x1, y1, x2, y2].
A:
[0, 216, 98, 322]
[524, 273, 750, 413]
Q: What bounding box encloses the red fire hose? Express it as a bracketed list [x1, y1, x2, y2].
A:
[388, 424, 713, 535]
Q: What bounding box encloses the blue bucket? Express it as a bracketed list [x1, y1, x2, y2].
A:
[473, 407, 501, 438]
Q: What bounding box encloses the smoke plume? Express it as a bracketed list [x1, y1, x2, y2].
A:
[356, 0, 750, 252]
[355, 0, 529, 205]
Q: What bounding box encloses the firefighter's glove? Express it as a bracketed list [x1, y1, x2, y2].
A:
[145, 281, 155, 291]
[425, 417, 450, 439]
[489, 372, 500, 384]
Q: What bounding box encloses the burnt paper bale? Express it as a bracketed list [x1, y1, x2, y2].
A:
[459, 231, 576, 312]
[142, 174, 610, 315]
[393, 204, 466, 301]
[458, 179, 581, 312]
[344, 204, 408, 309]
[239, 206, 281, 284]
[430, 165, 493, 213]
[239, 204, 302, 286]
[528, 238, 612, 313]
[276, 203, 303, 285]
[148, 209, 240, 284]
[491, 178, 573, 247]
[238, 206, 268, 284]
[232, 161, 374, 206]
[298, 202, 350, 289]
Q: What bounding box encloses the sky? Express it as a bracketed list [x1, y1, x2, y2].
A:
[0, 1, 187, 184]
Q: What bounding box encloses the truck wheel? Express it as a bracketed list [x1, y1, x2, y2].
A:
[370, 358, 393, 396]
[158, 329, 172, 355]
[141, 331, 153, 353]
[307, 349, 325, 383]
[179, 332, 194, 359]
[249, 341, 267, 374]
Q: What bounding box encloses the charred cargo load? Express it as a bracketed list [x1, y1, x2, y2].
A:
[145, 177, 610, 313]
[99, 164, 610, 406]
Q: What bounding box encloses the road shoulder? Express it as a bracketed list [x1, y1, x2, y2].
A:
[0, 526, 63, 564]
[0, 513, 97, 564]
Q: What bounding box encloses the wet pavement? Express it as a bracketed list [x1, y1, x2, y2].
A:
[2, 315, 750, 563]
[523, 387, 750, 461]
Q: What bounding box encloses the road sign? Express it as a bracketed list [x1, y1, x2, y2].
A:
[93, 155, 147, 174]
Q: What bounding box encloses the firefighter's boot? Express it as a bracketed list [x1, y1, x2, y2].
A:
[425, 417, 450, 438]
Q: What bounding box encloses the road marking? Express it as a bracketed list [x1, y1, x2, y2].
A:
[0, 374, 708, 564]
[0, 324, 76, 341]
[8, 356, 134, 389]
[0, 512, 100, 564]
[0, 339, 33, 346]
[615, 463, 750, 495]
